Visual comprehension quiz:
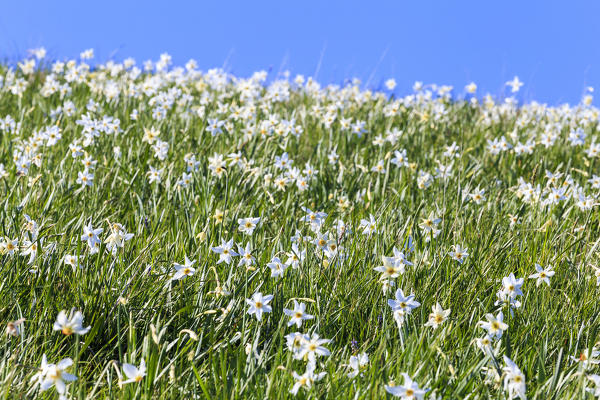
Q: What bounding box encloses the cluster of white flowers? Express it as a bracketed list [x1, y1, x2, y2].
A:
[2, 47, 600, 398]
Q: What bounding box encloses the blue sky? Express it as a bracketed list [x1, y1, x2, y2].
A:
[1, 1, 600, 104]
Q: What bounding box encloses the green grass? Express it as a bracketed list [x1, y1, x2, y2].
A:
[0, 61, 599, 399]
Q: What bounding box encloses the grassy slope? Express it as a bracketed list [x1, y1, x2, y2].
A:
[0, 65, 599, 399]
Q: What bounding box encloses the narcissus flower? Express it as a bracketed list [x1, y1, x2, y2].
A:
[172, 256, 196, 281]
[122, 360, 146, 384]
[245, 292, 273, 321]
[53, 309, 90, 336]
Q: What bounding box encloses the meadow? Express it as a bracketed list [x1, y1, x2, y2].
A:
[1, 49, 600, 399]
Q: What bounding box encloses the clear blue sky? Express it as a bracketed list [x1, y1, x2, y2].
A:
[1, 0, 600, 104]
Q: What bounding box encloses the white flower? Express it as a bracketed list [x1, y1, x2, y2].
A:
[506, 76, 523, 93]
[478, 311, 508, 340]
[449, 244, 469, 264]
[503, 356, 526, 399]
[81, 223, 103, 249]
[211, 239, 238, 265]
[238, 217, 260, 235]
[587, 374, 600, 397]
[529, 264, 555, 287]
[385, 79, 397, 90]
[359, 214, 377, 235]
[424, 303, 451, 329]
[63, 254, 82, 269]
[245, 292, 273, 321]
[122, 360, 146, 384]
[570, 347, 600, 370]
[147, 166, 162, 184]
[474, 334, 495, 356]
[500, 273, 524, 299]
[388, 289, 420, 314]
[347, 352, 369, 378]
[172, 256, 196, 281]
[53, 309, 90, 336]
[32, 354, 77, 397]
[385, 373, 429, 399]
[267, 256, 287, 278]
[289, 360, 326, 395]
[283, 300, 314, 328]
[237, 243, 256, 269]
[297, 333, 331, 361]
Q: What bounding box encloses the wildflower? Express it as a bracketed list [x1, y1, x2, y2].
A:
[172, 256, 196, 281]
[419, 213, 441, 241]
[424, 303, 451, 329]
[466, 82, 477, 94]
[285, 243, 305, 269]
[206, 118, 225, 136]
[347, 352, 369, 378]
[147, 166, 162, 184]
[177, 172, 192, 188]
[385, 373, 429, 399]
[503, 356, 526, 399]
[570, 347, 600, 370]
[506, 76, 523, 93]
[501, 273, 524, 298]
[1, 237, 18, 256]
[587, 374, 600, 397]
[300, 207, 327, 228]
[469, 187, 486, 204]
[245, 292, 273, 321]
[211, 239, 238, 264]
[478, 311, 508, 339]
[122, 360, 146, 384]
[371, 160, 386, 173]
[267, 256, 287, 278]
[290, 360, 326, 395]
[528, 264, 555, 287]
[474, 334, 495, 355]
[237, 243, 256, 269]
[285, 332, 309, 358]
[213, 209, 225, 224]
[53, 309, 91, 336]
[388, 289, 421, 313]
[20, 238, 42, 265]
[76, 170, 94, 187]
[374, 255, 405, 280]
[275, 152, 292, 169]
[297, 333, 331, 361]
[283, 300, 314, 328]
[63, 254, 82, 269]
[359, 214, 377, 235]
[81, 223, 103, 249]
[449, 244, 469, 264]
[238, 217, 260, 235]
[592, 265, 600, 286]
[32, 355, 77, 398]
[391, 149, 409, 167]
[104, 223, 134, 255]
